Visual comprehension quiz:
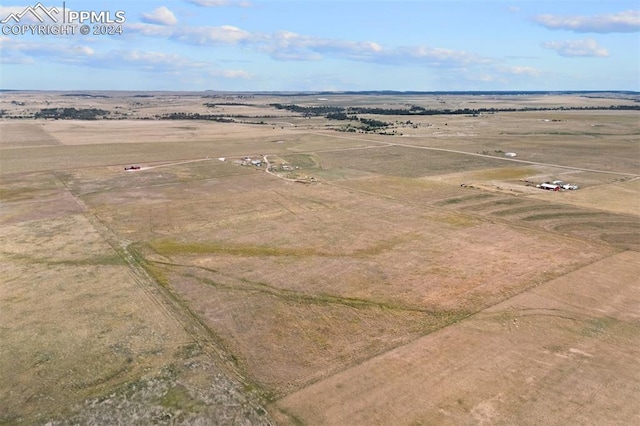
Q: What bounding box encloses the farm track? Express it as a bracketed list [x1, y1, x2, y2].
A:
[104, 228, 255, 386]
[148, 258, 450, 315]
[312, 131, 640, 178]
[53, 174, 257, 392]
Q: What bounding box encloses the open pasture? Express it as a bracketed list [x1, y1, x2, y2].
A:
[0, 91, 638, 424]
[80, 167, 612, 392]
[276, 250, 640, 425]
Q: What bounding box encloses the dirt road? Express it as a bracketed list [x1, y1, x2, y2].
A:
[311, 132, 640, 177]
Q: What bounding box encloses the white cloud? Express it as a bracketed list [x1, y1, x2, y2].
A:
[542, 39, 609, 57]
[108, 50, 253, 80]
[141, 6, 178, 26]
[1, 37, 92, 60]
[260, 31, 388, 61]
[212, 69, 253, 79]
[477, 74, 502, 82]
[126, 22, 495, 68]
[126, 23, 252, 45]
[112, 50, 254, 80]
[177, 27, 494, 67]
[0, 37, 34, 63]
[498, 66, 541, 76]
[393, 46, 494, 66]
[534, 10, 640, 33]
[72, 45, 95, 56]
[173, 25, 252, 45]
[0, 37, 251, 79]
[125, 22, 174, 37]
[117, 50, 203, 70]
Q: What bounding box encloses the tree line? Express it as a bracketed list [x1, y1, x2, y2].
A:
[271, 103, 640, 117]
[3, 103, 634, 121]
[34, 108, 110, 120]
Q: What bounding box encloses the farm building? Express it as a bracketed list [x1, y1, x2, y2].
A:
[537, 183, 560, 191]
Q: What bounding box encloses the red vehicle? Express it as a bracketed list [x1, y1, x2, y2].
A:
[124, 165, 141, 171]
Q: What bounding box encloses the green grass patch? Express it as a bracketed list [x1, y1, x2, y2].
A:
[522, 212, 601, 221]
[437, 193, 495, 205]
[491, 198, 524, 206]
[474, 167, 536, 180]
[430, 213, 481, 228]
[280, 153, 320, 169]
[0, 187, 44, 202]
[580, 317, 618, 338]
[143, 260, 171, 287]
[149, 240, 319, 258]
[192, 273, 471, 320]
[159, 385, 207, 414]
[490, 204, 567, 217]
[149, 233, 416, 259]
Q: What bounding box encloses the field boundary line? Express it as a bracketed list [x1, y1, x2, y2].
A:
[276, 249, 626, 399]
[310, 131, 640, 177]
[53, 173, 256, 389]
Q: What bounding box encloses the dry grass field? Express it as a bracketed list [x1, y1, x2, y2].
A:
[0, 91, 638, 424]
[277, 250, 640, 425]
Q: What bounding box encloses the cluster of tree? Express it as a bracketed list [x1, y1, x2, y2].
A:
[598, 105, 640, 110]
[347, 105, 640, 115]
[202, 94, 255, 99]
[359, 117, 390, 130]
[325, 111, 355, 120]
[34, 107, 110, 120]
[318, 111, 391, 130]
[347, 106, 418, 115]
[60, 93, 110, 98]
[202, 102, 254, 108]
[315, 90, 640, 96]
[270, 103, 344, 115]
[274, 103, 640, 119]
[157, 112, 235, 122]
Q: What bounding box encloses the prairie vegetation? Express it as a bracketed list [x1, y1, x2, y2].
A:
[1, 91, 638, 424]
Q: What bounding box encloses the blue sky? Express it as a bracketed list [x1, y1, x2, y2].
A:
[1, 0, 638, 91]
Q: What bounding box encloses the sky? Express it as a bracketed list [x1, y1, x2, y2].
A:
[0, 0, 638, 91]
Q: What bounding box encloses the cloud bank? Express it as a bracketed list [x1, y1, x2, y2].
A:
[141, 6, 178, 26]
[534, 10, 640, 33]
[542, 39, 609, 57]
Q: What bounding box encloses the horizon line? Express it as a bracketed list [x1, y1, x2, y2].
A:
[2, 89, 639, 95]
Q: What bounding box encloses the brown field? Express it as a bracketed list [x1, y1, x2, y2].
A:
[0, 91, 638, 424]
[277, 250, 640, 425]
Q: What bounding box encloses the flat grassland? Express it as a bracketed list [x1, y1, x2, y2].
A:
[1, 91, 638, 424]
